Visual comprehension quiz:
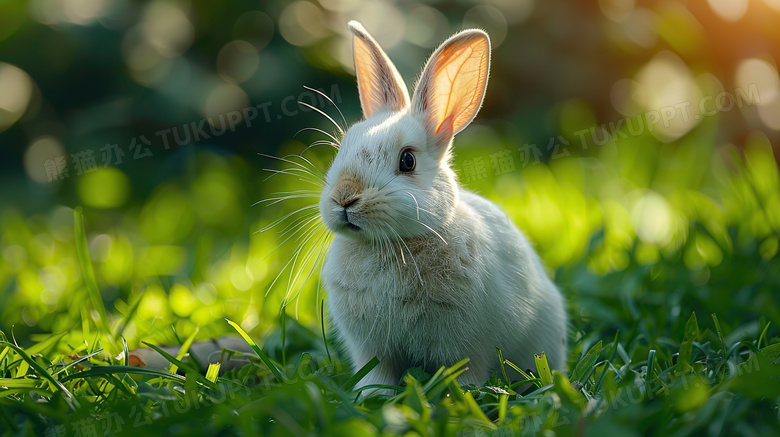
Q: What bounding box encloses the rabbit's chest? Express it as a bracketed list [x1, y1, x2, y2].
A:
[324, 235, 488, 362]
[325, 234, 480, 306]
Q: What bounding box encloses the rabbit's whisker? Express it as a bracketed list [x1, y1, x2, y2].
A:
[262, 168, 324, 188]
[259, 153, 328, 186]
[255, 204, 319, 234]
[256, 211, 321, 266]
[254, 193, 321, 207]
[265, 210, 320, 245]
[406, 192, 421, 221]
[303, 85, 348, 131]
[294, 126, 341, 145]
[384, 220, 423, 285]
[378, 222, 403, 274]
[303, 140, 340, 154]
[278, 152, 329, 181]
[266, 217, 326, 298]
[398, 213, 448, 245]
[314, 234, 332, 323]
[298, 101, 344, 136]
[286, 227, 330, 317]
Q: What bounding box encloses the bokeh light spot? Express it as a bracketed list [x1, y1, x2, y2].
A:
[404, 5, 449, 48]
[735, 58, 780, 106]
[484, 0, 534, 24]
[169, 283, 197, 317]
[217, 40, 260, 84]
[707, 0, 748, 22]
[230, 265, 254, 291]
[318, 0, 360, 12]
[353, 2, 405, 49]
[233, 11, 275, 50]
[464, 5, 508, 48]
[599, 0, 635, 22]
[634, 51, 702, 142]
[632, 191, 674, 246]
[140, 1, 194, 58]
[735, 58, 780, 130]
[77, 167, 130, 209]
[139, 185, 194, 244]
[279, 2, 328, 47]
[765, 0, 780, 13]
[62, 0, 106, 25]
[23, 136, 66, 184]
[619, 7, 659, 48]
[0, 63, 34, 133]
[203, 83, 249, 127]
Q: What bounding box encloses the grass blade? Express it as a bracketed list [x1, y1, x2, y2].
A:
[572, 340, 603, 383]
[496, 347, 510, 387]
[226, 318, 287, 382]
[758, 320, 771, 349]
[677, 313, 699, 374]
[504, 359, 543, 389]
[280, 303, 287, 367]
[51, 348, 103, 376]
[0, 378, 41, 388]
[141, 342, 199, 374]
[320, 300, 331, 363]
[294, 353, 312, 379]
[0, 341, 79, 410]
[122, 337, 129, 366]
[206, 362, 221, 383]
[711, 313, 726, 356]
[170, 328, 199, 374]
[645, 349, 656, 388]
[61, 365, 187, 384]
[534, 353, 553, 387]
[73, 207, 113, 341]
[140, 342, 218, 390]
[425, 367, 468, 400]
[341, 357, 379, 391]
[595, 331, 620, 392]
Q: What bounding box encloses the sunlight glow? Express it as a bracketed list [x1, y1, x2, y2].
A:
[706, 0, 748, 21]
[634, 52, 702, 142]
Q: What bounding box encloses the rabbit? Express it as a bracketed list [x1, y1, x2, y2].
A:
[318, 21, 568, 392]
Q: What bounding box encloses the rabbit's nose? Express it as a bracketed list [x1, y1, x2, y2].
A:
[340, 197, 358, 208]
[332, 176, 363, 207]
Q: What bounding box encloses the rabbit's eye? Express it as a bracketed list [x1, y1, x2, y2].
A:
[399, 149, 415, 172]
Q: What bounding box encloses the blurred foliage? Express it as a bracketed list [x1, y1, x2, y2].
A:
[1, 0, 780, 435]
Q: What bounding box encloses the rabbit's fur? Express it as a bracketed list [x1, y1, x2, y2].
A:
[319, 21, 567, 389]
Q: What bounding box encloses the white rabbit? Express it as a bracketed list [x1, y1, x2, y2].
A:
[319, 21, 567, 391]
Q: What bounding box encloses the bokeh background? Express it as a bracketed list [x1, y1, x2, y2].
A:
[1, 0, 779, 349]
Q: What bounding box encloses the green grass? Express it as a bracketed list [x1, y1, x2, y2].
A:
[1, 130, 780, 435]
[1, 218, 779, 435]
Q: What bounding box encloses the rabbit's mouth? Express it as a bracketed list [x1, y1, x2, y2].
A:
[342, 207, 361, 232]
[345, 223, 361, 232]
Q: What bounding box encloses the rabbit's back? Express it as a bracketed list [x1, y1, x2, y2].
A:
[457, 189, 568, 372]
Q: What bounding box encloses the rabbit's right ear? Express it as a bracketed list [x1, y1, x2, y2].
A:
[348, 21, 410, 119]
[412, 30, 490, 151]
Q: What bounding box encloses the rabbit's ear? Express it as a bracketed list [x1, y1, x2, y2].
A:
[412, 30, 490, 149]
[348, 21, 410, 119]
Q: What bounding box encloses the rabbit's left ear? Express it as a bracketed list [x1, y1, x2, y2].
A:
[349, 21, 410, 119]
[412, 30, 490, 150]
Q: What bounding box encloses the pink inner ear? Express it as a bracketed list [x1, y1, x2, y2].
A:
[414, 31, 490, 148]
[351, 23, 409, 118]
[434, 114, 455, 148]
